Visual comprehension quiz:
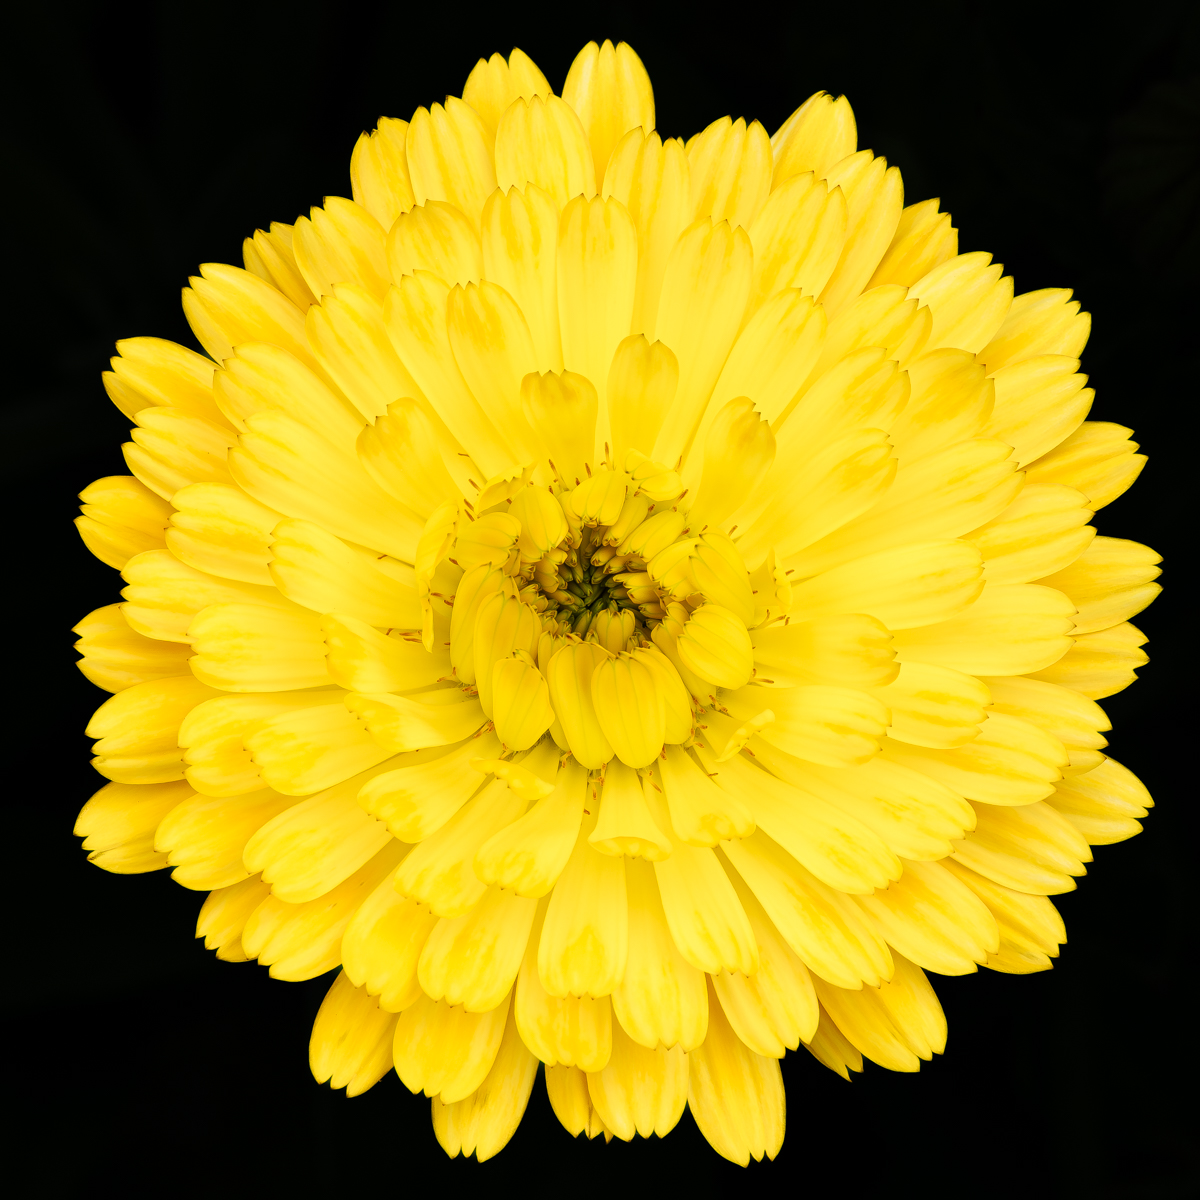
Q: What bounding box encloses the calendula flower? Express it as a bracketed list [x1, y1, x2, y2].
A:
[72, 38, 1162, 1165]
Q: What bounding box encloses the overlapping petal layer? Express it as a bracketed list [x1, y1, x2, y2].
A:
[73, 39, 1159, 1166]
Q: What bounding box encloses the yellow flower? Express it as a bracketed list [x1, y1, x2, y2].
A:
[72, 39, 1162, 1164]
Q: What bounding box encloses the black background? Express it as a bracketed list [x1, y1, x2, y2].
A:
[4, 1, 1196, 1194]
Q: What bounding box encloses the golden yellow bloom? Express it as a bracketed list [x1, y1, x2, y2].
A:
[73, 38, 1162, 1164]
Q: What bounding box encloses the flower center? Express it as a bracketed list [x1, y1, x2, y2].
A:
[523, 523, 650, 647]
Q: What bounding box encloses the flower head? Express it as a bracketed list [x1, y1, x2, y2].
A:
[73, 39, 1161, 1164]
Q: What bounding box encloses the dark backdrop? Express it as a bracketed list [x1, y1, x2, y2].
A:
[4, 2, 1196, 1194]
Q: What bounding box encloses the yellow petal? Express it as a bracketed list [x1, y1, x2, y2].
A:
[214, 339, 361, 443]
[1027, 621, 1148, 699]
[866, 198, 958, 289]
[719, 683, 888, 769]
[812, 285, 931, 391]
[882, 711, 1066, 805]
[750, 613, 896, 689]
[703, 745, 898, 893]
[77, 475, 172, 570]
[544, 640, 615, 768]
[758, 748, 972, 862]
[785, 438, 1022, 580]
[394, 776, 526, 917]
[246, 697, 395, 795]
[810, 975, 921, 1073]
[166, 482, 281, 586]
[609, 855, 709, 1051]
[341, 862, 439, 1011]
[514, 897, 613, 1071]
[746, 173, 847, 316]
[687, 977, 785, 1166]
[105, 335, 222, 422]
[447, 281, 543, 462]
[481, 183, 562, 372]
[587, 1019, 688, 1141]
[819, 151, 905, 319]
[647, 785, 758, 977]
[357, 734, 498, 843]
[803, 1003, 864, 1079]
[123, 407, 236, 499]
[676, 604, 754, 690]
[563, 39, 655, 184]
[589, 759, 672, 861]
[659, 744, 754, 847]
[183, 262, 310, 367]
[986, 354, 1093, 466]
[735, 427, 897, 569]
[406, 98, 495, 227]
[717, 863, 819, 1053]
[447, 564, 507, 684]
[855, 858, 999, 975]
[1036, 535, 1161, 635]
[120, 548, 294, 643]
[470, 591, 541, 717]
[982, 676, 1110, 750]
[196, 874, 272, 961]
[475, 753, 586, 897]
[309, 971, 397, 1097]
[346, 689, 487, 756]
[463, 48, 552, 144]
[244, 221, 317, 312]
[87, 674, 219, 784]
[892, 581, 1076, 676]
[393, 989, 511, 1103]
[720, 834, 891, 988]
[387, 200, 481, 288]
[1023, 420, 1146, 510]
[383, 272, 517, 478]
[179, 689, 343, 796]
[949, 799, 1091, 895]
[687, 400, 777, 534]
[293, 197, 388, 301]
[349, 117, 414, 230]
[557, 194, 637, 455]
[496, 94, 595, 210]
[687, 117, 772, 230]
[704, 291, 826, 442]
[231, 409, 422, 563]
[942, 859, 1066, 958]
[545, 1064, 612, 1139]
[75, 779, 191, 873]
[188, 602, 328, 692]
[771, 91, 856, 185]
[977, 287, 1091, 373]
[73, 602, 193, 693]
[324, 613, 449, 694]
[432, 998, 539, 1161]
[1045, 755, 1151, 845]
[520, 370, 599, 485]
[242, 765, 395, 902]
[773, 342, 908, 443]
[652, 218, 754, 468]
[491, 656, 555, 751]
[603, 130, 689, 338]
[591, 653, 665, 768]
[420, 885, 538, 1012]
[869, 660, 990, 750]
[241, 839, 404, 979]
[963, 483, 1095, 586]
[909, 251, 1013, 354]
[539, 806, 628, 998]
[787, 539, 983, 631]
